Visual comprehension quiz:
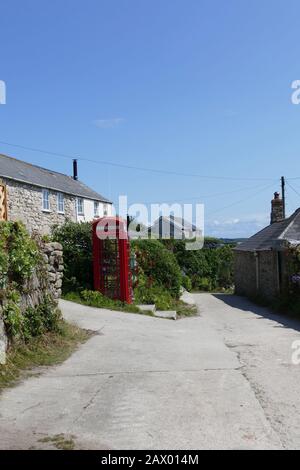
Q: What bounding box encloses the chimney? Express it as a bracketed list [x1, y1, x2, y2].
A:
[270, 192, 284, 224]
[73, 159, 78, 181]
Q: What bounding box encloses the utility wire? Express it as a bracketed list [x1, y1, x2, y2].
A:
[0, 139, 278, 182]
[141, 182, 271, 205]
[286, 180, 300, 199]
[206, 181, 277, 217]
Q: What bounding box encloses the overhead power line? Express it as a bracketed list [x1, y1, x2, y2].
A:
[206, 181, 277, 216]
[286, 180, 300, 199]
[0, 139, 278, 182]
[141, 182, 272, 205]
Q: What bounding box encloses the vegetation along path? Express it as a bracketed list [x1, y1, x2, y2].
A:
[0, 295, 300, 449]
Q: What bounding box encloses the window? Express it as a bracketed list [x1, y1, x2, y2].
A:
[103, 203, 108, 216]
[94, 201, 99, 217]
[57, 193, 64, 213]
[42, 189, 50, 211]
[76, 197, 84, 215]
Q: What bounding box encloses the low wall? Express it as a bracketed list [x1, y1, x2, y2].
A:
[234, 249, 279, 302]
[0, 242, 64, 364]
[42, 242, 64, 300]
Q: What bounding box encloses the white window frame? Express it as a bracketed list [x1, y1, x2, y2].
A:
[103, 203, 108, 216]
[57, 192, 65, 214]
[76, 197, 84, 216]
[94, 201, 99, 218]
[42, 189, 50, 212]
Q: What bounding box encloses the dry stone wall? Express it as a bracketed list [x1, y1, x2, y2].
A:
[0, 241, 64, 364]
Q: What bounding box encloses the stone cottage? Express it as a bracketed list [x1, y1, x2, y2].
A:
[234, 192, 300, 302]
[0, 153, 112, 234]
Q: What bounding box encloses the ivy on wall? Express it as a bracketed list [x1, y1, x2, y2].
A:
[0, 221, 60, 342]
[0, 221, 39, 289]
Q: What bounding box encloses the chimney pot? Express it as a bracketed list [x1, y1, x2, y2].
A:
[270, 192, 284, 224]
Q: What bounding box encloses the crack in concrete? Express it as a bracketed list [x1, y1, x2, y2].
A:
[44, 367, 243, 379]
[224, 340, 286, 449]
[73, 378, 111, 425]
[21, 402, 42, 414]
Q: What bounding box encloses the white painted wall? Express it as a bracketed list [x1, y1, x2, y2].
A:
[76, 199, 112, 223]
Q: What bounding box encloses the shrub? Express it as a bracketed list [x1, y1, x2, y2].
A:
[2, 289, 23, 338]
[181, 275, 192, 292]
[39, 298, 62, 332]
[23, 306, 45, 339]
[0, 221, 61, 342]
[52, 222, 93, 293]
[0, 221, 39, 289]
[81, 289, 113, 307]
[196, 277, 212, 291]
[169, 239, 234, 291]
[132, 239, 182, 298]
[134, 284, 173, 310]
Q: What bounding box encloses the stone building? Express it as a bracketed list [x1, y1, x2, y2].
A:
[234, 193, 300, 302]
[0, 153, 112, 234]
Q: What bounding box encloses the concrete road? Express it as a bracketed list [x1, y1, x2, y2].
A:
[0, 294, 300, 450]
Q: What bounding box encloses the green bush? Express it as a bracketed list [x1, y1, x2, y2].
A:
[2, 291, 62, 342]
[168, 239, 234, 291]
[52, 221, 93, 293]
[181, 275, 192, 292]
[0, 221, 39, 289]
[2, 289, 23, 338]
[132, 239, 182, 298]
[23, 306, 45, 339]
[134, 284, 173, 310]
[0, 221, 61, 342]
[196, 277, 212, 292]
[81, 289, 114, 308]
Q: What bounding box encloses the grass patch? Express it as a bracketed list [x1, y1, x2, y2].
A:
[38, 433, 76, 450]
[63, 290, 197, 318]
[171, 300, 198, 318]
[63, 290, 142, 314]
[0, 321, 92, 391]
[191, 287, 234, 294]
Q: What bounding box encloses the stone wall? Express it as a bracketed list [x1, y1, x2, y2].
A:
[42, 242, 64, 300]
[258, 251, 279, 301]
[234, 250, 280, 302]
[2, 177, 76, 234]
[234, 251, 257, 298]
[0, 241, 64, 365]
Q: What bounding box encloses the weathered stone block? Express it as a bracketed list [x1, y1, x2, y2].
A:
[0, 315, 7, 365]
[55, 279, 62, 289]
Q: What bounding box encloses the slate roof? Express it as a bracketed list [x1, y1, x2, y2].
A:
[0, 153, 111, 203]
[152, 216, 198, 232]
[235, 208, 300, 252]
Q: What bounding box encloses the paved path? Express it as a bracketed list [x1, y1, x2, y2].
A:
[0, 295, 300, 449]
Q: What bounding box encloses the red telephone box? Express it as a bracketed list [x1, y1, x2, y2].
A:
[92, 217, 132, 303]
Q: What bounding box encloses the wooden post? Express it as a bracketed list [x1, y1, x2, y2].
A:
[0, 179, 7, 221]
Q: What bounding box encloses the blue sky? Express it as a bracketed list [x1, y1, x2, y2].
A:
[1, 0, 300, 237]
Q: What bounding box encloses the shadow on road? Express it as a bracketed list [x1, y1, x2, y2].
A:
[213, 293, 300, 333]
